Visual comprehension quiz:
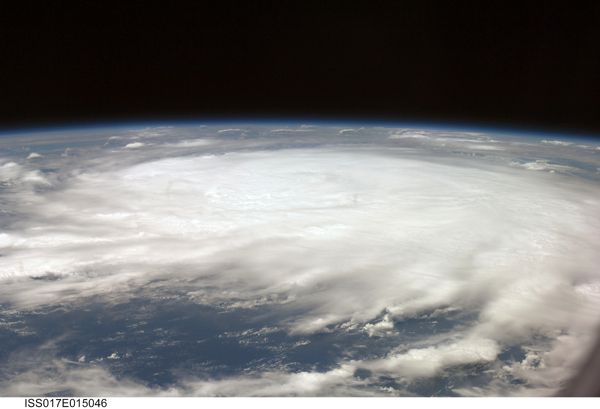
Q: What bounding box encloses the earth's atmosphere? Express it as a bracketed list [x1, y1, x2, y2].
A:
[1, 123, 600, 396]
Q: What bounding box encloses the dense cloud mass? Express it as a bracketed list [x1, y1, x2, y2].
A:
[1, 124, 600, 396]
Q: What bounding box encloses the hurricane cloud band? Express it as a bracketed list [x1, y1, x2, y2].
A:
[1, 125, 600, 396]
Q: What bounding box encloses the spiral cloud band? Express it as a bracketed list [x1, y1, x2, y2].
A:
[1, 124, 600, 396]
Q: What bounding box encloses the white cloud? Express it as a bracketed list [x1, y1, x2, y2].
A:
[388, 131, 430, 139]
[269, 128, 313, 133]
[182, 365, 365, 396]
[123, 142, 145, 149]
[1, 130, 600, 395]
[541, 139, 573, 146]
[0, 161, 50, 186]
[26, 152, 42, 159]
[162, 139, 213, 148]
[513, 160, 576, 173]
[363, 314, 395, 337]
[0, 359, 177, 397]
[465, 144, 505, 151]
[359, 336, 500, 379]
[217, 128, 244, 133]
[129, 127, 174, 139]
[0, 356, 375, 397]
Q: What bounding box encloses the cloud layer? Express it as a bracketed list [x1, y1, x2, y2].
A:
[1, 125, 600, 395]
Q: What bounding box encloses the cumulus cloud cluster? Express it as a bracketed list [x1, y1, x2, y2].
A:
[1, 125, 600, 396]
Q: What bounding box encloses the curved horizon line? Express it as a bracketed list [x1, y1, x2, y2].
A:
[1, 116, 599, 141]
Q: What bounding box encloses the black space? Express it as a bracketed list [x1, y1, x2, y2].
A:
[1, 2, 600, 134]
